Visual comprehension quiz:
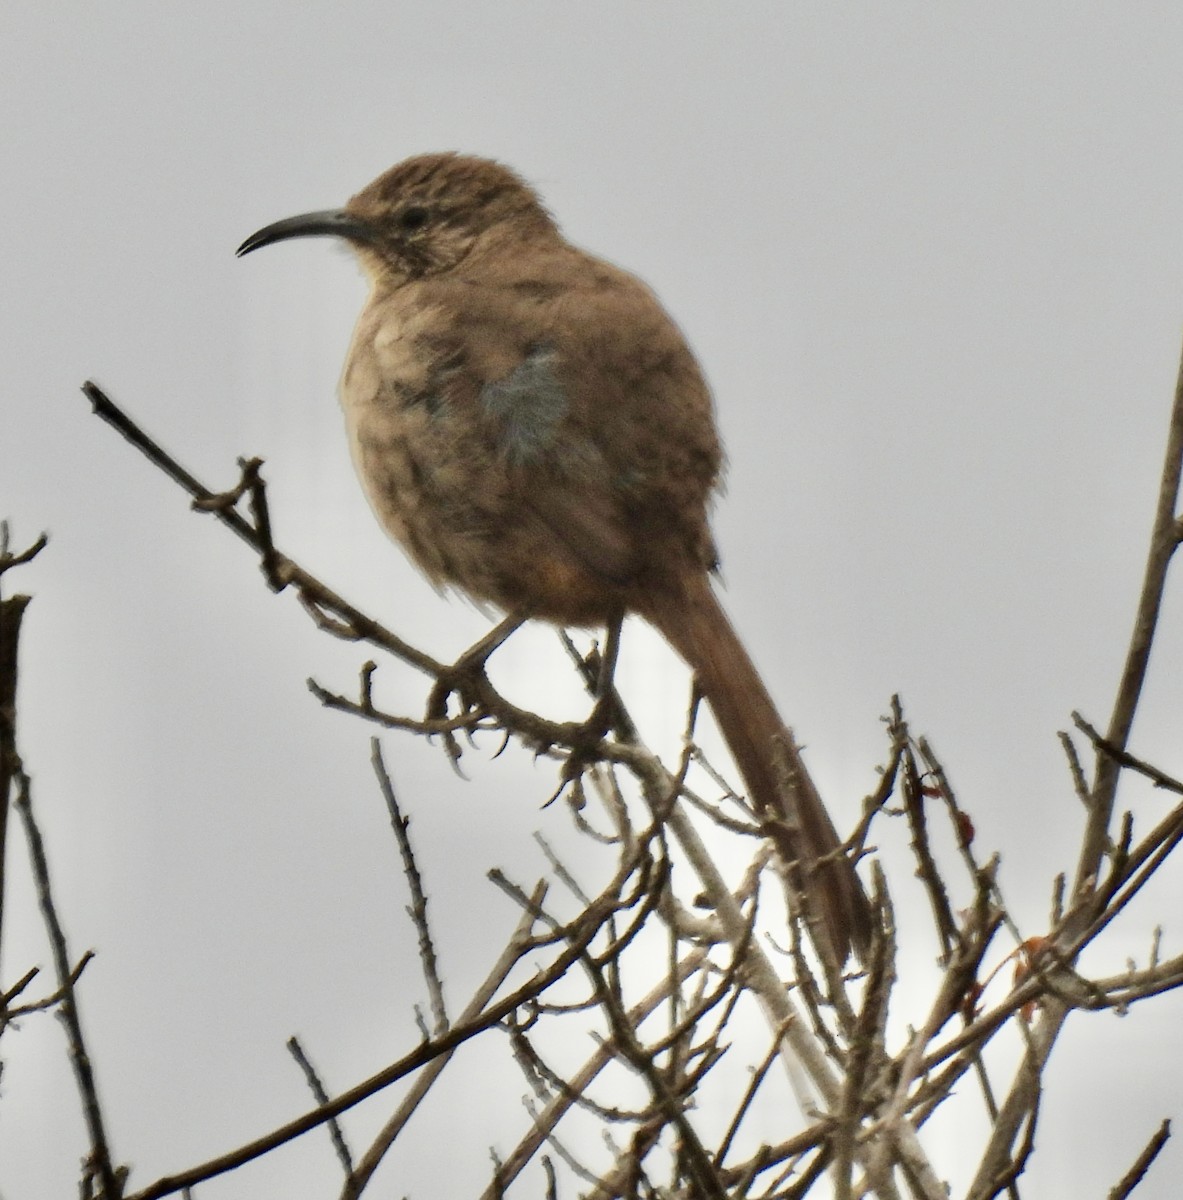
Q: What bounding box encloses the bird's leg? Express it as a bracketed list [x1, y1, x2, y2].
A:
[558, 614, 624, 787]
[425, 611, 526, 727]
[585, 614, 622, 740]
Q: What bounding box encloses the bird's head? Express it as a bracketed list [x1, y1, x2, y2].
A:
[236, 152, 558, 283]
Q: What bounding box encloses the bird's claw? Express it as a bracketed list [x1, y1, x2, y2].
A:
[554, 694, 615, 791]
[424, 662, 487, 770]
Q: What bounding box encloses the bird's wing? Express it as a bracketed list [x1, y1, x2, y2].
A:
[460, 259, 722, 588]
[476, 343, 643, 584]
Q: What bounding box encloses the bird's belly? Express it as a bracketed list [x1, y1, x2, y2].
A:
[344, 398, 486, 582]
[341, 398, 625, 624]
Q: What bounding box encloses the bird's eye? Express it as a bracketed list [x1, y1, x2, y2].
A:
[398, 205, 430, 232]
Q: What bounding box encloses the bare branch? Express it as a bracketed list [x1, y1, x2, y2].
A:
[370, 738, 448, 1035]
[126, 880, 601, 1200]
[347, 883, 548, 1196]
[0, 523, 49, 577]
[1057, 729, 1091, 807]
[1108, 1119, 1171, 1200]
[1073, 335, 1183, 899]
[79, 382, 441, 678]
[2, 952, 94, 1027]
[286, 1036, 355, 1189]
[0, 592, 32, 975]
[15, 769, 122, 1198]
[1073, 710, 1183, 797]
[901, 744, 958, 954]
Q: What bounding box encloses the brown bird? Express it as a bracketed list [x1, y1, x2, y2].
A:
[238, 153, 872, 963]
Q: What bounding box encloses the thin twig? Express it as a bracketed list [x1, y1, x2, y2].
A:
[1057, 729, 1091, 807]
[1074, 335, 1183, 898]
[977, 1055, 1042, 1200]
[347, 883, 547, 1197]
[1, 963, 40, 1008]
[835, 866, 894, 1200]
[79, 382, 440, 678]
[0, 523, 49, 577]
[1, 538, 44, 972]
[1072, 710, 1183, 797]
[3, 952, 94, 1025]
[126, 881, 603, 1200]
[712, 1026, 789, 1171]
[287, 1036, 355, 1188]
[370, 738, 448, 1034]
[15, 769, 122, 1198]
[1108, 1118, 1171, 1200]
[901, 744, 958, 954]
[590, 953, 727, 1200]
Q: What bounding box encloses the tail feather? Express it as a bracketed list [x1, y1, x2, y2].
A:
[642, 575, 872, 964]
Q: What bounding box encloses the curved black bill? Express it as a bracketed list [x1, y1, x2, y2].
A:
[236, 209, 379, 257]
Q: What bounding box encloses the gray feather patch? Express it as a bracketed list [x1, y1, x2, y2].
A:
[480, 345, 568, 464]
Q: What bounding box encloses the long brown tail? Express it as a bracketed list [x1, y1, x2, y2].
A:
[641, 573, 873, 964]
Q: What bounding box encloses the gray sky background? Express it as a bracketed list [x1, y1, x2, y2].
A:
[5, 5, 1183, 1197]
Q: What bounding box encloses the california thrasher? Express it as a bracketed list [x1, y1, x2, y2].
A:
[238, 152, 872, 963]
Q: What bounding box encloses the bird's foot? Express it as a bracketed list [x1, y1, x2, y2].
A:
[556, 694, 615, 791]
[425, 614, 525, 765]
[554, 625, 623, 789]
